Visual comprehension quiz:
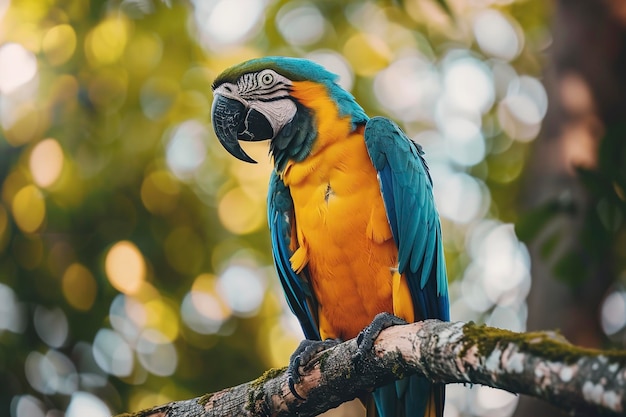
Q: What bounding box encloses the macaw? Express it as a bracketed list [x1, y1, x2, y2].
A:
[211, 57, 449, 417]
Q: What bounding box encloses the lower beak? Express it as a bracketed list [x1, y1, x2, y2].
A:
[211, 94, 274, 163]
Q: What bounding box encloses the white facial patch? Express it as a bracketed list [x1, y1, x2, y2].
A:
[250, 99, 297, 137]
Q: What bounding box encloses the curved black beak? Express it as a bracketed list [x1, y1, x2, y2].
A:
[211, 94, 274, 164]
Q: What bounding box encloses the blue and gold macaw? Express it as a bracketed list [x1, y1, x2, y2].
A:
[211, 57, 449, 417]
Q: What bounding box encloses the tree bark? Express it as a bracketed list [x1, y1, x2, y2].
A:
[114, 320, 626, 417]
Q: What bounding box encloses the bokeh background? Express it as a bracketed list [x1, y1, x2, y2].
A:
[1, 0, 625, 416]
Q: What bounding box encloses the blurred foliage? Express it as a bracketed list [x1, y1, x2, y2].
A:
[515, 125, 626, 290]
[571, 124, 626, 286]
[0, 0, 556, 416]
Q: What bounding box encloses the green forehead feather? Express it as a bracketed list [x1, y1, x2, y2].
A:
[212, 56, 337, 88]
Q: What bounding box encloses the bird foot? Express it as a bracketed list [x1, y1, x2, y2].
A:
[288, 338, 340, 400]
[354, 312, 407, 364]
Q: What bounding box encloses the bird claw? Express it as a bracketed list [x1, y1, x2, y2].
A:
[354, 312, 407, 366]
[288, 338, 340, 400]
[288, 374, 306, 401]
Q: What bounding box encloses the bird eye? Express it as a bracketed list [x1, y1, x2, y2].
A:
[260, 72, 274, 86]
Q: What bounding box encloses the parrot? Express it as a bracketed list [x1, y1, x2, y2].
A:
[211, 56, 449, 417]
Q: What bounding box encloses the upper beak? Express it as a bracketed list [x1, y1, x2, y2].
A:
[211, 92, 275, 164]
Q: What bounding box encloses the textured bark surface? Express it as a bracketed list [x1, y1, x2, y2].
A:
[114, 320, 626, 417]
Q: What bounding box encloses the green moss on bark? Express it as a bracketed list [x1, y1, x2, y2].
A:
[251, 367, 286, 388]
[197, 392, 214, 407]
[462, 322, 626, 364]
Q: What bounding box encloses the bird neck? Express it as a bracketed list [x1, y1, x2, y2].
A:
[290, 81, 360, 158]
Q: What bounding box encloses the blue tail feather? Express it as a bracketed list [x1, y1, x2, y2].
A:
[371, 375, 442, 417]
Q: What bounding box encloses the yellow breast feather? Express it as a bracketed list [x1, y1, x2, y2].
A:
[279, 81, 415, 339]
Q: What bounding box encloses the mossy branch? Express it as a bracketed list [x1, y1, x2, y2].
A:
[114, 320, 626, 417]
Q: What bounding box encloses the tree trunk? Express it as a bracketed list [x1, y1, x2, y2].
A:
[518, 0, 626, 415]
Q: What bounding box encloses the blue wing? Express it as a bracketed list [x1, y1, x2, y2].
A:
[364, 117, 449, 417]
[364, 116, 449, 322]
[267, 171, 320, 340]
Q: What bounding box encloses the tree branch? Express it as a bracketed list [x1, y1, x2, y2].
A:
[114, 320, 626, 417]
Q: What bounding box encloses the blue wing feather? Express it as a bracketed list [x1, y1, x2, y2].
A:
[364, 117, 449, 417]
[267, 171, 320, 340]
[364, 116, 449, 321]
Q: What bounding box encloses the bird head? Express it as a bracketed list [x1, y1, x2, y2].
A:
[211, 57, 367, 169]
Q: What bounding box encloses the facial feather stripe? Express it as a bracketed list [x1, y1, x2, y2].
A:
[237, 71, 292, 101]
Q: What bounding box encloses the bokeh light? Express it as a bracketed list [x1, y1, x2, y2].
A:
[374, 54, 441, 122]
[11, 395, 45, 417]
[84, 17, 129, 66]
[435, 171, 490, 224]
[343, 33, 391, 77]
[165, 120, 208, 180]
[498, 75, 548, 142]
[0, 43, 37, 94]
[474, 9, 523, 61]
[143, 297, 179, 342]
[474, 386, 519, 416]
[277, 2, 325, 47]
[441, 54, 495, 115]
[181, 273, 232, 334]
[24, 349, 78, 395]
[136, 329, 178, 376]
[62, 263, 97, 311]
[109, 294, 147, 346]
[0, 283, 26, 333]
[601, 290, 626, 336]
[441, 118, 485, 166]
[33, 306, 69, 348]
[65, 392, 110, 417]
[218, 187, 266, 235]
[93, 328, 134, 377]
[454, 221, 531, 327]
[192, 0, 267, 51]
[217, 264, 266, 316]
[11, 185, 45, 233]
[42, 24, 77, 66]
[29, 138, 64, 188]
[105, 241, 146, 295]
